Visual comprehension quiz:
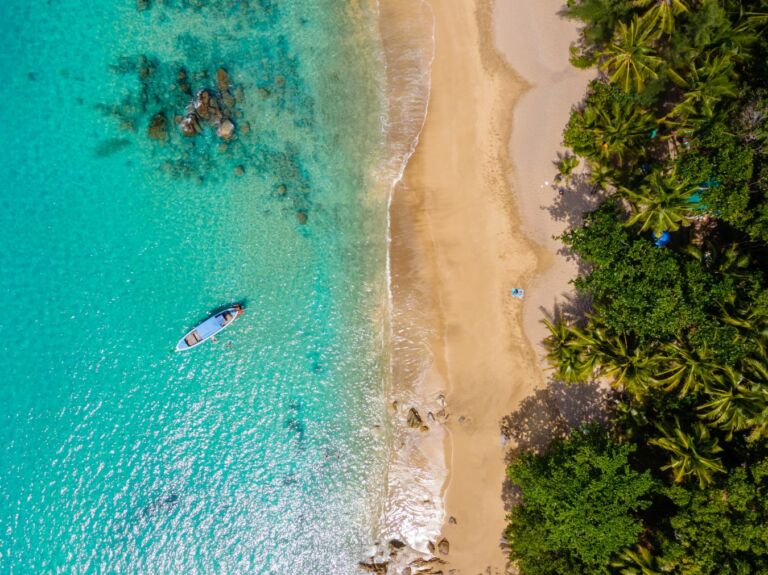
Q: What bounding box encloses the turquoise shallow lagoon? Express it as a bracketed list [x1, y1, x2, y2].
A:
[0, 1, 394, 572]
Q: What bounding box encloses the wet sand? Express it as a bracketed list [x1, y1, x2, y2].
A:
[388, 0, 591, 572]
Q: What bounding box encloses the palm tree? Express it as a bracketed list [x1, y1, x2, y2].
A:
[741, 355, 768, 384]
[580, 98, 658, 165]
[589, 327, 660, 400]
[635, 0, 693, 36]
[610, 545, 664, 575]
[650, 420, 725, 487]
[555, 153, 580, 186]
[698, 379, 768, 439]
[720, 296, 768, 352]
[586, 158, 617, 193]
[564, 0, 631, 46]
[542, 319, 595, 383]
[620, 170, 701, 235]
[685, 241, 751, 278]
[655, 341, 718, 397]
[742, 395, 768, 441]
[600, 17, 664, 93]
[668, 53, 738, 122]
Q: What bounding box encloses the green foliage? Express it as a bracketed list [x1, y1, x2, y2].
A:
[655, 460, 768, 574]
[650, 420, 725, 487]
[510, 1, 768, 573]
[564, 0, 637, 56]
[506, 428, 657, 575]
[668, 52, 738, 122]
[561, 202, 698, 340]
[621, 169, 701, 234]
[676, 122, 754, 228]
[636, 0, 693, 37]
[599, 17, 664, 93]
[564, 81, 657, 166]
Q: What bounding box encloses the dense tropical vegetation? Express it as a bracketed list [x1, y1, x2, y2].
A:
[506, 1, 768, 573]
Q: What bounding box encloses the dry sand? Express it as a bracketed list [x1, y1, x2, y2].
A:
[495, 2, 594, 364]
[388, 0, 592, 572]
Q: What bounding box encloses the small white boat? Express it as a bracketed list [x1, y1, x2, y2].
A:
[176, 304, 244, 351]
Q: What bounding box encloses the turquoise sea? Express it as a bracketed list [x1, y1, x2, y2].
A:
[0, 1, 399, 572]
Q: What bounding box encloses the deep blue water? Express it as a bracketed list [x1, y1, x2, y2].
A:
[0, 1, 391, 572]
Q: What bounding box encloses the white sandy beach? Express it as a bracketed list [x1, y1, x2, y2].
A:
[387, 0, 592, 572]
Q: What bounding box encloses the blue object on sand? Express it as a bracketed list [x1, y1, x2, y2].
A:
[511, 288, 525, 299]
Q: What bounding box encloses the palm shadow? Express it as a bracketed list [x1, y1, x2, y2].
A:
[539, 293, 594, 329]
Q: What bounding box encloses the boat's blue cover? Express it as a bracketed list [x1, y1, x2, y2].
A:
[196, 314, 227, 339]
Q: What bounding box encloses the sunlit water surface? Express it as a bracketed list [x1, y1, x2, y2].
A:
[0, 1, 393, 572]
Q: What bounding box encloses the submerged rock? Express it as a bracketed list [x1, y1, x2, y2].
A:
[179, 113, 201, 137]
[93, 138, 132, 158]
[137, 0, 150, 10]
[296, 211, 308, 225]
[234, 165, 244, 177]
[216, 119, 235, 140]
[177, 68, 192, 96]
[138, 55, 155, 80]
[216, 67, 231, 91]
[221, 90, 236, 111]
[194, 89, 213, 120]
[147, 111, 168, 141]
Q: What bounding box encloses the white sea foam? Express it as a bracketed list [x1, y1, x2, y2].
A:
[365, 0, 448, 567]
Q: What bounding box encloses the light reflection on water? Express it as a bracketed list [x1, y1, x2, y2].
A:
[0, 0, 440, 570]
[0, 0, 393, 572]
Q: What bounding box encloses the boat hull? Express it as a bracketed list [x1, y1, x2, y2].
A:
[175, 305, 244, 351]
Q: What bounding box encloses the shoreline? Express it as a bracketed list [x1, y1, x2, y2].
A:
[386, 0, 592, 572]
[389, 0, 537, 571]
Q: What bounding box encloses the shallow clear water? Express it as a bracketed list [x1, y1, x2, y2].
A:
[0, 1, 392, 572]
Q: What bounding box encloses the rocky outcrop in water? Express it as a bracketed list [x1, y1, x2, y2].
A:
[148, 111, 168, 141]
[407, 408, 423, 428]
[177, 72, 239, 142]
[361, 537, 454, 575]
[102, 55, 243, 147]
[96, 36, 315, 225]
[216, 67, 231, 91]
[216, 118, 235, 140]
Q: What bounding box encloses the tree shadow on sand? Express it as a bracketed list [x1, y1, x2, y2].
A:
[500, 379, 618, 511]
[539, 293, 594, 328]
[546, 172, 606, 229]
